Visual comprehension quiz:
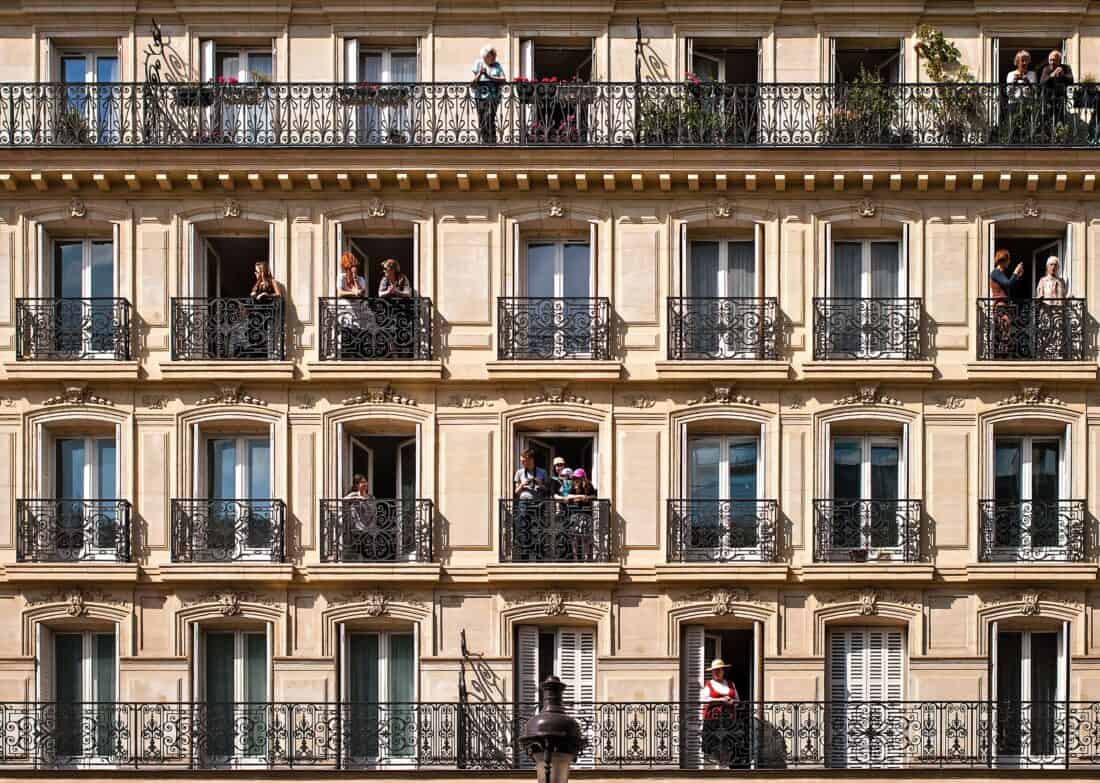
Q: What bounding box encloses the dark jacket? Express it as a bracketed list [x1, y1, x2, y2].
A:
[1040, 62, 1074, 90]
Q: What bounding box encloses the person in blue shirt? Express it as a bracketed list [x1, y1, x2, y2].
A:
[989, 248, 1026, 358]
[472, 45, 507, 143]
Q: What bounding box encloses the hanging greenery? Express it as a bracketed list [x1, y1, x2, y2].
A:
[914, 25, 974, 83]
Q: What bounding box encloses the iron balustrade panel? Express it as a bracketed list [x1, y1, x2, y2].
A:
[814, 499, 923, 562]
[979, 499, 1087, 562]
[499, 498, 612, 562]
[317, 297, 433, 360]
[5, 81, 1100, 148]
[977, 298, 1087, 361]
[15, 298, 131, 361]
[16, 499, 131, 563]
[170, 298, 285, 361]
[666, 297, 778, 360]
[497, 298, 612, 360]
[319, 498, 433, 562]
[813, 298, 923, 360]
[171, 499, 285, 562]
[666, 499, 778, 562]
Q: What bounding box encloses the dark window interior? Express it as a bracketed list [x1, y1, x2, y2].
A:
[997, 39, 1066, 80]
[534, 44, 593, 81]
[538, 631, 556, 685]
[206, 236, 268, 298]
[692, 41, 758, 83]
[349, 434, 411, 498]
[835, 38, 901, 83]
[992, 235, 1063, 297]
[348, 236, 415, 295]
[698, 627, 754, 701]
[520, 435, 595, 484]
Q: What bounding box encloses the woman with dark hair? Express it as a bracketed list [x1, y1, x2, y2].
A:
[250, 260, 281, 301]
[989, 248, 1026, 359]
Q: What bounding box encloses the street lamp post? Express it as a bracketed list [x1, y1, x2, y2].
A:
[519, 676, 585, 783]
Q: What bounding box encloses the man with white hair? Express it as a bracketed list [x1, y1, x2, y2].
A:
[472, 45, 507, 143]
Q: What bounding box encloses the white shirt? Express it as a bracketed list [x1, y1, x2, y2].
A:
[1005, 69, 1037, 102]
[699, 679, 737, 703]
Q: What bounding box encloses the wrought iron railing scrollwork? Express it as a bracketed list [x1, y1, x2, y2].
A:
[317, 297, 433, 360]
[499, 498, 612, 562]
[979, 499, 1086, 562]
[319, 498, 433, 562]
[813, 298, 923, 360]
[170, 499, 285, 562]
[16, 499, 131, 562]
[666, 499, 778, 562]
[814, 499, 923, 562]
[497, 298, 612, 360]
[667, 298, 779, 360]
[15, 298, 132, 361]
[976, 298, 1087, 361]
[170, 298, 285, 361]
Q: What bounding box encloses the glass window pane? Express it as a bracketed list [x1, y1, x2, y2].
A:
[870, 241, 900, 298]
[832, 242, 863, 298]
[56, 242, 84, 298]
[728, 241, 756, 298]
[526, 243, 556, 298]
[246, 54, 273, 83]
[57, 438, 86, 498]
[349, 634, 380, 703]
[563, 243, 590, 298]
[994, 439, 1022, 502]
[391, 54, 417, 82]
[1030, 633, 1059, 703]
[1031, 441, 1060, 502]
[95, 57, 119, 83]
[832, 439, 862, 499]
[245, 634, 267, 703]
[90, 242, 113, 298]
[388, 634, 415, 702]
[728, 440, 758, 499]
[692, 55, 720, 82]
[247, 439, 270, 499]
[55, 634, 83, 704]
[204, 632, 235, 702]
[870, 443, 899, 500]
[95, 633, 116, 701]
[95, 439, 116, 499]
[361, 53, 383, 82]
[61, 57, 87, 84]
[399, 442, 416, 500]
[208, 439, 237, 498]
[689, 438, 721, 499]
[215, 52, 240, 79]
[690, 242, 719, 298]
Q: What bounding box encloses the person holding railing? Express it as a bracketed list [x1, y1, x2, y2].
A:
[1035, 255, 1069, 360]
[378, 258, 414, 358]
[472, 45, 507, 144]
[565, 468, 597, 561]
[700, 659, 740, 768]
[1004, 50, 1038, 141]
[343, 474, 379, 560]
[336, 251, 368, 358]
[1039, 50, 1074, 133]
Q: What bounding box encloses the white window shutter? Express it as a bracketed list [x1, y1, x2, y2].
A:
[37, 224, 47, 297]
[344, 38, 359, 83]
[989, 621, 999, 701]
[556, 628, 578, 699]
[200, 40, 215, 82]
[682, 625, 705, 769]
[987, 221, 996, 277]
[568, 629, 596, 768]
[520, 40, 534, 79]
[339, 624, 348, 704]
[268, 223, 277, 279]
[516, 626, 539, 706]
[192, 623, 202, 701]
[412, 222, 421, 290]
[112, 223, 120, 296]
[679, 221, 688, 296]
[1064, 222, 1073, 294]
[884, 630, 904, 701]
[512, 222, 520, 295]
[1061, 423, 1071, 501]
[824, 221, 833, 297]
[901, 222, 910, 299]
[829, 38, 837, 82]
[589, 222, 597, 294]
[36, 625, 54, 701]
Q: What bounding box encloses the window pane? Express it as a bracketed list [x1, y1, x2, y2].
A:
[95, 439, 116, 499]
[688, 438, 721, 499]
[870, 444, 899, 500]
[399, 442, 416, 500]
[56, 242, 84, 298]
[690, 241, 720, 298]
[204, 632, 235, 702]
[247, 439, 270, 499]
[692, 55, 720, 82]
[728, 440, 758, 499]
[1031, 441, 1060, 503]
[245, 634, 267, 703]
[61, 57, 87, 84]
[831, 242, 862, 298]
[563, 243, 590, 298]
[246, 54, 273, 83]
[208, 439, 237, 498]
[361, 53, 383, 82]
[215, 52, 240, 79]
[95, 633, 116, 701]
[391, 54, 417, 82]
[994, 439, 1022, 502]
[832, 439, 862, 499]
[55, 634, 83, 704]
[96, 57, 119, 83]
[537, 632, 555, 686]
[728, 241, 756, 298]
[348, 633, 379, 703]
[57, 438, 86, 498]
[526, 243, 556, 298]
[870, 242, 900, 298]
[388, 634, 415, 702]
[90, 242, 113, 298]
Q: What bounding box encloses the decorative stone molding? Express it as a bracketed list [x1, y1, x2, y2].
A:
[546, 198, 565, 218]
[931, 395, 965, 410]
[448, 395, 490, 409]
[979, 589, 1082, 615]
[329, 590, 425, 615]
[623, 394, 656, 409]
[141, 395, 168, 409]
[1023, 198, 1040, 218]
[184, 590, 277, 615]
[672, 587, 769, 613]
[834, 383, 902, 407]
[711, 198, 732, 218]
[857, 198, 877, 218]
[294, 394, 317, 409]
[505, 590, 609, 613]
[688, 383, 760, 407]
[996, 385, 1064, 407]
[0, 397, 14, 408]
[785, 395, 806, 409]
[818, 588, 920, 615]
[521, 384, 591, 405]
[69, 197, 87, 218]
[197, 384, 266, 406]
[366, 198, 387, 217]
[342, 385, 416, 406]
[222, 198, 241, 218]
[27, 588, 124, 615]
[43, 383, 112, 407]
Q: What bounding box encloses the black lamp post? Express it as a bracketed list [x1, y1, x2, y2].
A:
[519, 676, 584, 783]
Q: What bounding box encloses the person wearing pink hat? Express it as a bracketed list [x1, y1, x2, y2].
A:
[565, 468, 597, 560]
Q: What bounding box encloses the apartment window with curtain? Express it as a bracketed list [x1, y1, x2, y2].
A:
[343, 39, 419, 144]
[342, 629, 416, 763]
[197, 628, 269, 762]
[38, 627, 117, 761]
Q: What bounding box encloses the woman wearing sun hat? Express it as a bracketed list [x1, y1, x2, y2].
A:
[699, 658, 739, 764]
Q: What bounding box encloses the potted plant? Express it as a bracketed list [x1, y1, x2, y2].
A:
[513, 76, 559, 104]
[822, 66, 913, 145]
[1073, 73, 1100, 110]
[848, 548, 869, 563]
[337, 82, 379, 105]
[913, 25, 987, 144]
[175, 83, 215, 108]
[375, 84, 411, 107]
[53, 105, 91, 144]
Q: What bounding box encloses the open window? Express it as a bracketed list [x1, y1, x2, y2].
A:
[992, 621, 1068, 765]
[827, 627, 906, 766]
[194, 626, 270, 764]
[37, 626, 117, 763]
[687, 38, 760, 83]
[519, 38, 594, 82]
[342, 231, 418, 297]
[517, 431, 597, 489]
[340, 627, 417, 764]
[831, 37, 904, 83]
[516, 626, 596, 765]
[994, 38, 1066, 83]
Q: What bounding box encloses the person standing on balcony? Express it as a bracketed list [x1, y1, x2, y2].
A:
[513, 449, 550, 559]
[1005, 50, 1038, 140]
[990, 249, 1026, 359]
[378, 259, 412, 298]
[1035, 256, 1068, 361]
[1040, 50, 1074, 130]
[250, 261, 282, 302]
[378, 258, 414, 358]
[472, 45, 506, 144]
[1036, 256, 1067, 300]
[336, 251, 368, 359]
[343, 474, 378, 561]
[700, 659, 740, 767]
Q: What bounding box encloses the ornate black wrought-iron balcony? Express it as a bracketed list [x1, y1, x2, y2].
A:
[499, 498, 612, 563]
[15, 499, 131, 562]
[666, 298, 779, 360]
[317, 297, 433, 361]
[15, 298, 131, 361]
[319, 498, 433, 562]
[6, 81, 1100, 148]
[813, 298, 923, 360]
[976, 298, 1087, 361]
[666, 499, 778, 562]
[497, 298, 612, 361]
[979, 499, 1086, 562]
[170, 499, 285, 562]
[813, 499, 923, 562]
[170, 298, 285, 361]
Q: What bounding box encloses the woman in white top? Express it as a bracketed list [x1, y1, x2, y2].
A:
[1006, 50, 1038, 102]
[335, 252, 370, 358]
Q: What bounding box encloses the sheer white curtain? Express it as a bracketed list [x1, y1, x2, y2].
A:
[729, 241, 756, 298]
[832, 242, 863, 297]
[870, 242, 900, 298]
[689, 242, 719, 297]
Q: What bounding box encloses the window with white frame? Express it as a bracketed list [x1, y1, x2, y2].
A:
[991, 434, 1067, 554]
[684, 433, 764, 557]
[197, 432, 275, 560]
[55, 48, 120, 143]
[41, 236, 118, 358]
[200, 40, 275, 143]
[521, 238, 596, 358]
[827, 627, 906, 766]
[196, 628, 269, 761]
[687, 38, 760, 83]
[825, 230, 908, 358]
[341, 629, 417, 762]
[828, 434, 903, 554]
[37, 627, 117, 760]
[343, 41, 418, 143]
[994, 625, 1067, 762]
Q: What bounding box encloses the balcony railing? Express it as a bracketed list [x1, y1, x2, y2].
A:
[15, 499, 131, 562]
[5, 81, 1100, 148]
[319, 498, 433, 562]
[814, 499, 923, 562]
[1, 701, 1097, 769]
[317, 297, 433, 361]
[977, 298, 1087, 361]
[170, 298, 285, 361]
[813, 298, 923, 360]
[667, 499, 778, 562]
[499, 498, 612, 562]
[497, 298, 612, 360]
[979, 499, 1087, 562]
[15, 298, 131, 360]
[170, 499, 285, 562]
[667, 298, 779, 360]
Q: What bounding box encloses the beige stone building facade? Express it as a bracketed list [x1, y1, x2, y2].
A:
[3, 0, 1100, 773]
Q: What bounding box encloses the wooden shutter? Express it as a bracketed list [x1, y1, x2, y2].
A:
[516, 626, 539, 706]
[200, 40, 216, 82]
[1064, 222, 1073, 294]
[683, 626, 705, 768]
[344, 38, 359, 83]
[558, 629, 596, 768]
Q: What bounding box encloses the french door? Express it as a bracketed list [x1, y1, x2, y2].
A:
[54, 239, 115, 357]
[358, 49, 417, 142]
[687, 435, 762, 557]
[59, 51, 119, 142]
[207, 437, 273, 559]
[342, 630, 416, 764]
[993, 436, 1063, 555]
[202, 630, 268, 763]
[828, 628, 905, 767]
[689, 239, 759, 357]
[995, 629, 1066, 765]
[830, 436, 902, 556]
[55, 436, 118, 559]
[525, 241, 592, 358]
[48, 630, 117, 762]
[830, 240, 902, 358]
[214, 47, 274, 143]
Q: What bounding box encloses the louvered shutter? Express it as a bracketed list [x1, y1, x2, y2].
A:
[828, 629, 851, 766]
[556, 629, 595, 768]
[830, 628, 905, 767]
[1064, 222, 1073, 294]
[516, 626, 540, 768]
[683, 626, 706, 768]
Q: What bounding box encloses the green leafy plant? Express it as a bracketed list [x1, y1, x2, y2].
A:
[54, 105, 91, 144]
[913, 25, 987, 144]
[822, 66, 913, 145]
